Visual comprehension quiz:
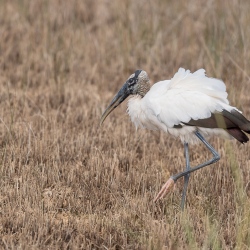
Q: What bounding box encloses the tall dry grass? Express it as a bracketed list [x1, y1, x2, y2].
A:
[0, 0, 250, 249]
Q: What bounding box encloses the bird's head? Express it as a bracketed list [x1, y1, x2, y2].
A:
[100, 69, 150, 126]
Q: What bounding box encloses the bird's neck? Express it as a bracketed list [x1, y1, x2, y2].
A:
[138, 80, 151, 97]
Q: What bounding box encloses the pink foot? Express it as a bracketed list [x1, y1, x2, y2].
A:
[154, 178, 175, 202]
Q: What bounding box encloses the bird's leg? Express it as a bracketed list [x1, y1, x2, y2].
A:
[154, 131, 220, 202]
[180, 142, 190, 210]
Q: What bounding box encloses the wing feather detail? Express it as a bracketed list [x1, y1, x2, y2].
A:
[143, 68, 237, 128]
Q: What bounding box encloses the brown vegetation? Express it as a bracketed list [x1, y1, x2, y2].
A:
[0, 0, 250, 249]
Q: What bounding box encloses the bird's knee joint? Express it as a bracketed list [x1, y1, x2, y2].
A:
[214, 154, 220, 162]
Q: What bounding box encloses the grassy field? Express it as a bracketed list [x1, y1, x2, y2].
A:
[0, 0, 250, 249]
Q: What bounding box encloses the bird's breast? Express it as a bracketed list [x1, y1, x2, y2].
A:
[127, 95, 167, 131]
[127, 96, 145, 129]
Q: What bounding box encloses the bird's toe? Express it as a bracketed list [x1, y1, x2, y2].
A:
[154, 178, 175, 202]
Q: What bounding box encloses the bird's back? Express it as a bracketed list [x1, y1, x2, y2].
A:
[128, 68, 250, 143]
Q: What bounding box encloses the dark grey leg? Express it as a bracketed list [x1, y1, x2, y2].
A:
[181, 142, 190, 210]
[172, 131, 220, 182]
[154, 130, 220, 202]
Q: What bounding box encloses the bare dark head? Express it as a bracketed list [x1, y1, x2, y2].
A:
[100, 70, 150, 126]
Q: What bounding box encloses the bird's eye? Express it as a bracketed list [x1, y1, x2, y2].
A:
[129, 78, 133, 84]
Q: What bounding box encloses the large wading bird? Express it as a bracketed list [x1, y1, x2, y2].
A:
[100, 68, 250, 209]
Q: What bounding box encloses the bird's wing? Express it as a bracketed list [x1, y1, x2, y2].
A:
[143, 68, 238, 128]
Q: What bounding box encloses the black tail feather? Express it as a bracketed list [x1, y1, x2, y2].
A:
[223, 109, 250, 133]
[226, 128, 249, 143]
[184, 109, 250, 143]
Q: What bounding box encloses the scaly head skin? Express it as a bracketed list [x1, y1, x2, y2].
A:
[100, 70, 150, 126]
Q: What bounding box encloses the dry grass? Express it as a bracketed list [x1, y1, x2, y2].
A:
[0, 0, 250, 249]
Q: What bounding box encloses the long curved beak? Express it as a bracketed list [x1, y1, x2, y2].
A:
[100, 83, 129, 126]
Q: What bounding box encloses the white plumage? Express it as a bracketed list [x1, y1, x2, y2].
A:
[127, 68, 239, 143]
[100, 67, 250, 208]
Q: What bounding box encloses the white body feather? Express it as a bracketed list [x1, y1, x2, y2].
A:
[127, 68, 240, 143]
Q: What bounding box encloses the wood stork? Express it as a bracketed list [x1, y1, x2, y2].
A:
[100, 68, 250, 209]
